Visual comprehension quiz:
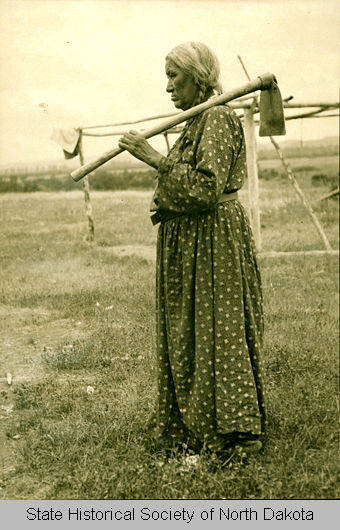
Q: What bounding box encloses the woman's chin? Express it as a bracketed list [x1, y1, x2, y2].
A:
[172, 100, 184, 109]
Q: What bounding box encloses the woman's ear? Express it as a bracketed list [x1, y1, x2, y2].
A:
[193, 86, 206, 106]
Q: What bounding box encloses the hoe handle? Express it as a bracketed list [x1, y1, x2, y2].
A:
[71, 73, 276, 182]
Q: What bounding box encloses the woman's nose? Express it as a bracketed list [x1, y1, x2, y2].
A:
[166, 79, 174, 92]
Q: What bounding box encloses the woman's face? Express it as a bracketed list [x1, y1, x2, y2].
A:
[165, 59, 199, 110]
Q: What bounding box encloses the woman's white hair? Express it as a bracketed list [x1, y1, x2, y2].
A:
[166, 42, 223, 102]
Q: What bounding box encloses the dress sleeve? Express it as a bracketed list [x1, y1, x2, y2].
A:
[153, 106, 244, 213]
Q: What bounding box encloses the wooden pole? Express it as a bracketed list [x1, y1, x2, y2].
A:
[78, 100, 337, 131]
[244, 105, 261, 252]
[79, 97, 264, 130]
[269, 136, 333, 251]
[237, 56, 261, 252]
[78, 131, 95, 242]
[82, 127, 184, 137]
[259, 250, 338, 258]
[163, 132, 171, 154]
[81, 108, 338, 137]
[283, 102, 339, 109]
[316, 187, 339, 202]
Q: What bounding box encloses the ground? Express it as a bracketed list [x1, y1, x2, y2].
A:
[0, 173, 338, 499]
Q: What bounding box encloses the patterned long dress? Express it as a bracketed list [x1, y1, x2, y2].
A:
[151, 104, 265, 452]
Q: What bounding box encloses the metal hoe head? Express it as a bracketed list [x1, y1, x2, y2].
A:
[259, 77, 286, 136]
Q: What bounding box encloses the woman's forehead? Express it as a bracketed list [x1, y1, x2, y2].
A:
[165, 59, 180, 74]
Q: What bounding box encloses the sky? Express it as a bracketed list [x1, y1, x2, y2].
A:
[0, 0, 339, 166]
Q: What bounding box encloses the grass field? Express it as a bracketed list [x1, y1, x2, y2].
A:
[0, 171, 338, 499]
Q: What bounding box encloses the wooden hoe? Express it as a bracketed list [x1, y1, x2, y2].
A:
[71, 72, 285, 182]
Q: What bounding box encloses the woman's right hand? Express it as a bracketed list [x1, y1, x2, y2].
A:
[118, 130, 163, 169]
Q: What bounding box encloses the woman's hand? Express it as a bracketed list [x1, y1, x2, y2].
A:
[118, 130, 163, 169]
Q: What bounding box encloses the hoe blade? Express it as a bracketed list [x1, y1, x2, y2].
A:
[259, 81, 286, 136]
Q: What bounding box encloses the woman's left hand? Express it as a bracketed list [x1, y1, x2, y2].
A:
[118, 130, 163, 169]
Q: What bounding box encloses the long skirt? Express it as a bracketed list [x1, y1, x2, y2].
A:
[155, 200, 266, 452]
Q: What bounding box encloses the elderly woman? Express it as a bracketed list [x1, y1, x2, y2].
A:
[118, 42, 265, 457]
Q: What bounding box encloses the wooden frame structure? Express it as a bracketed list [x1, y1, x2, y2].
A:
[76, 96, 339, 256]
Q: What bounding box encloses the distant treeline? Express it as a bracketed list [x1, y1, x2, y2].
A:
[258, 144, 339, 160]
[0, 141, 338, 193]
[0, 168, 156, 193]
[0, 165, 338, 193]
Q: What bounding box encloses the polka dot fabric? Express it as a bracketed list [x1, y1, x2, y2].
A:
[152, 105, 265, 452]
[151, 105, 247, 214]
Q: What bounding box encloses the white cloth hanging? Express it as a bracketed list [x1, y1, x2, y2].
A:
[51, 128, 80, 158]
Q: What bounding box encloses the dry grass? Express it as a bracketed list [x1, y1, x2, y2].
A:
[0, 175, 338, 499]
